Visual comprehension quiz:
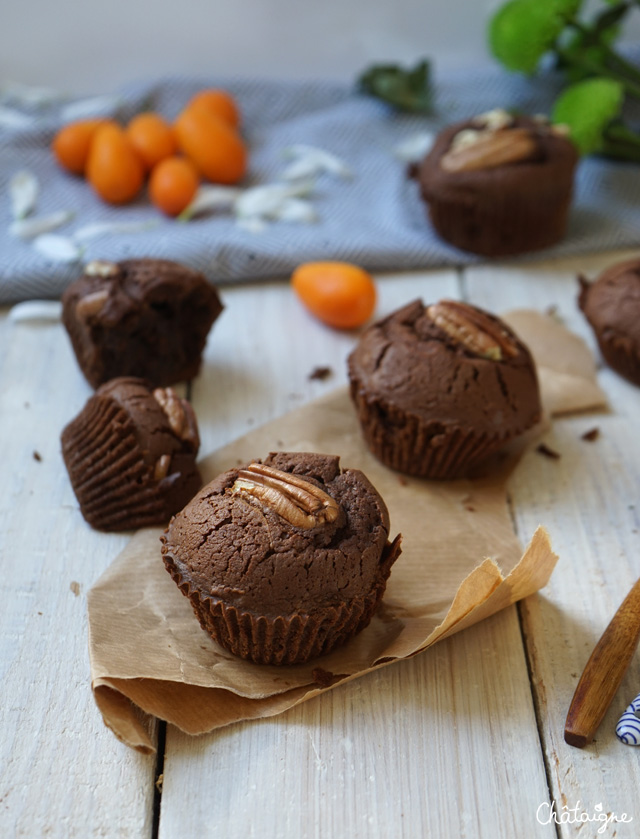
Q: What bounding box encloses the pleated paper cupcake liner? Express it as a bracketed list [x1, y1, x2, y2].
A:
[349, 382, 529, 479]
[425, 191, 572, 258]
[61, 394, 201, 531]
[162, 536, 401, 666]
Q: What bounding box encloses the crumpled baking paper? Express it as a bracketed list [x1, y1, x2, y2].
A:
[87, 311, 606, 753]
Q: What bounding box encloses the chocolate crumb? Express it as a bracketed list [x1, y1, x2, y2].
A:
[465, 505, 476, 512]
[312, 668, 348, 688]
[407, 162, 420, 180]
[70, 581, 80, 597]
[308, 366, 333, 381]
[398, 476, 408, 486]
[536, 443, 561, 460]
[581, 427, 600, 442]
[33, 450, 42, 462]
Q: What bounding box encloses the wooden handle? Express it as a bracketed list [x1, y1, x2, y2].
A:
[564, 577, 640, 748]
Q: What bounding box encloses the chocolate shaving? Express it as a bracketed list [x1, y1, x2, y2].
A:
[581, 427, 600, 442]
[308, 366, 333, 381]
[33, 450, 42, 462]
[311, 668, 348, 688]
[536, 443, 561, 460]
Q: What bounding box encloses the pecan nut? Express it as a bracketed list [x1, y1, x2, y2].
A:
[231, 462, 341, 529]
[154, 453, 172, 481]
[75, 289, 109, 320]
[427, 301, 519, 361]
[440, 127, 539, 173]
[84, 260, 120, 278]
[153, 388, 200, 448]
[471, 108, 514, 132]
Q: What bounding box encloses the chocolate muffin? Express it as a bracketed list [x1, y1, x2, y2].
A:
[348, 299, 542, 479]
[61, 377, 202, 531]
[578, 259, 640, 386]
[62, 258, 223, 388]
[417, 109, 578, 257]
[161, 451, 402, 665]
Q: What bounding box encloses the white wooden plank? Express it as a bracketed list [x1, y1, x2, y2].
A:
[0, 312, 156, 838]
[466, 258, 640, 837]
[159, 610, 555, 839]
[158, 269, 555, 839]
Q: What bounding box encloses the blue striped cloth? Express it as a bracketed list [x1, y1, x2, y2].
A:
[2, 68, 640, 302]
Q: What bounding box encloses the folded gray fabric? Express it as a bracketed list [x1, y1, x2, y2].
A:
[2, 67, 640, 303]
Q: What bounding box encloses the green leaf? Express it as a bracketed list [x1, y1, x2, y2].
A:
[552, 77, 624, 153]
[488, 0, 582, 73]
[357, 59, 432, 113]
[559, 20, 623, 82]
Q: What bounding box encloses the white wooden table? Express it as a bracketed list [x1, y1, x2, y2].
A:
[1, 251, 639, 839]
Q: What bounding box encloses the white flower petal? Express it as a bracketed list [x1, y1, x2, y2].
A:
[60, 94, 122, 121]
[178, 185, 242, 221]
[273, 198, 318, 224]
[33, 234, 83, 263]
[234, 186, 287, 218]
[9, 170, 39, 220]
[281, 157, 326, 181]
[72, 219, 159, 241]
[393, 132, 435, 162]
[10, 210, 74, 240]
[0, 106, 34, 129]
[282, 145, 352, 179]
[234, 180, 315, 219]
[9, 300, 63, 324]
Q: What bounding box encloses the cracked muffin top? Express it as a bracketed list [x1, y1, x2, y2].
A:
[161, 451, 398, 616]
[347, 299, 542, 435]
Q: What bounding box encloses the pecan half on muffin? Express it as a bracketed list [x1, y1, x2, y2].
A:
[161, 451, 402, 665]
[348, 299, 542, 479]
[61, 377, 202, 531]
[417, 109, 578, 257]
[578, 258, 640, 386]
[62, 257, 223, 388]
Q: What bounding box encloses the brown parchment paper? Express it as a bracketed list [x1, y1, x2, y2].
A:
[87, 311, 607, 753]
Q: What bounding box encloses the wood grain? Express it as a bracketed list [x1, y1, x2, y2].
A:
[0, 313, 156, 838]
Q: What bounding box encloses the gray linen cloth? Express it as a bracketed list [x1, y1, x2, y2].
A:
[1, 66, 640, 302]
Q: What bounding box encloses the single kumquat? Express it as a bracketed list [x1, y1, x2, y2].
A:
[149, 156, 200, 216]
[52, 118, 113, 175]
[291, 262, 377, 329]
[174, 106, 247, 185]
[185, 88, 241, 128]
[126, 112, 177, 172]
[86, 123, 145, 204]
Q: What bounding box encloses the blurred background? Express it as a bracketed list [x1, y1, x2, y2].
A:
[5, 0, 489, 94]
[10, 0, 640, 93]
